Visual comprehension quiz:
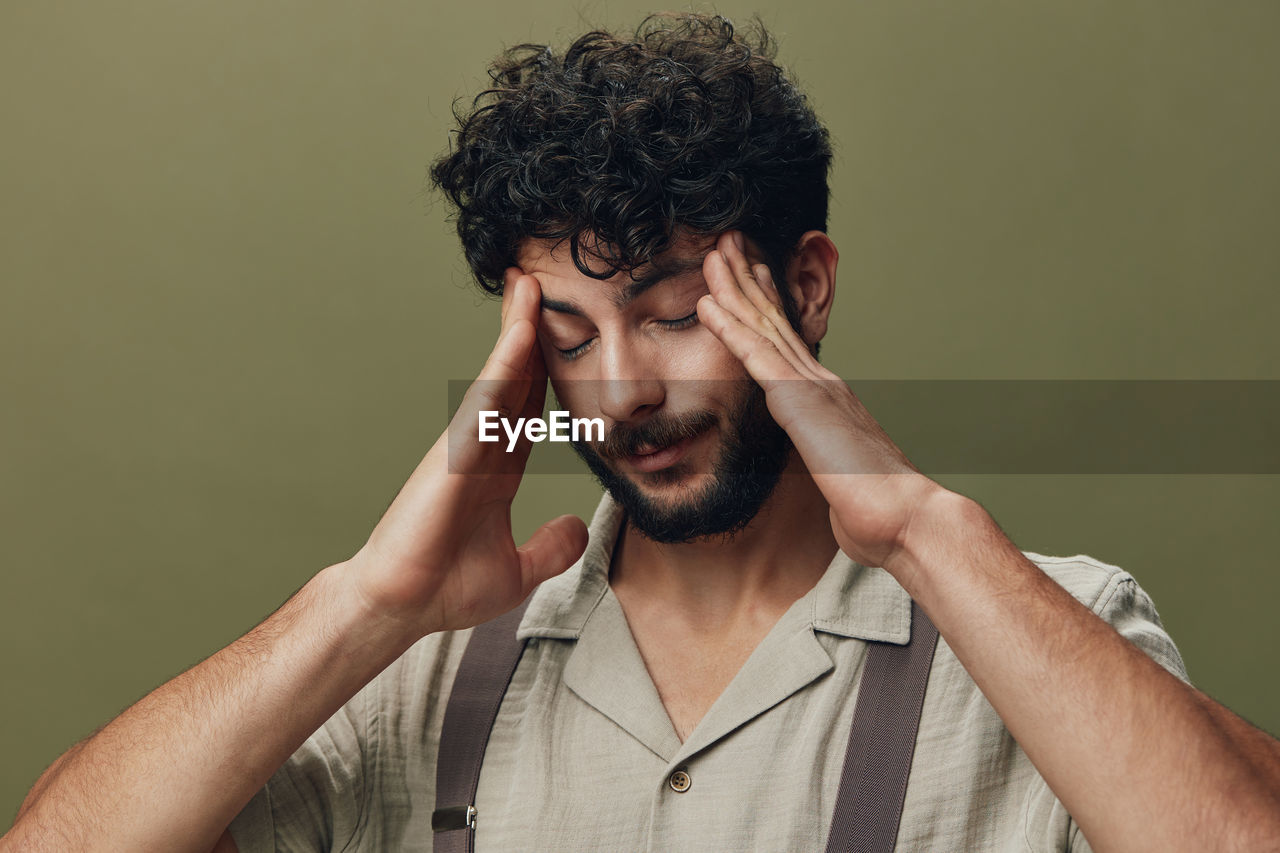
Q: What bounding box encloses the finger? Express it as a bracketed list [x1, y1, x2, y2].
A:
[697, 293, 800, 387]
[519, 340, 549, 421]
[501, 266, 536, 334]
[455, 308, 539, 458]
[515, 275, 546, 374]
[501, 267, 519, 330]
[482, 275, 542, 383]
[486, 326, 550, 468]
[517, 514, 589, 595]
[704, 247, 804, 376]
[718, 231, 784, 320]
[750, 262, 819, 367]
[446, 316, 539, 477]
[471, 317, 538, 414]
[450, 276, 547, 476]
[510, 274, 548, 420]
[703, 246, 780, 339]
[711, 235, 820, 374]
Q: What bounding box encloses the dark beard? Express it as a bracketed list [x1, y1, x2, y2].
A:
[569, 379, 794, 544]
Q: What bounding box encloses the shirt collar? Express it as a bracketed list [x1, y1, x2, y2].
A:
[517, 491, 913, 646]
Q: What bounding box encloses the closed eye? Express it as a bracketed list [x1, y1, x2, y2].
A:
[554, 312, 701, 361]
[659, 311, 700, 330]
[556, 339, 594, 361]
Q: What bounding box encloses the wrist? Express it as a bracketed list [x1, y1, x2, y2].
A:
[881, 486, 992, 597]
[308, 560, 430, 659]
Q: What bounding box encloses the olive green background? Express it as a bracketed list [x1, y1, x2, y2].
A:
[2, 0, 1276, 825]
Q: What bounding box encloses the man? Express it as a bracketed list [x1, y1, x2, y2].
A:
[5, 12, 1279, 852]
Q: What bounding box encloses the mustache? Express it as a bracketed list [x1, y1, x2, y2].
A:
[594, 410, 719, 460]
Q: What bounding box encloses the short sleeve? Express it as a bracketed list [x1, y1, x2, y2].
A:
[1090, 570, 1189, 684]
[224, 628, 472, 852]
[1018, 554, 1190, 852]
[1068, 565, 1189, 850]
[227, 675, 376, 853]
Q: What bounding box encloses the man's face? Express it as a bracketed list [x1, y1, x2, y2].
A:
[517, 233, 796, 544]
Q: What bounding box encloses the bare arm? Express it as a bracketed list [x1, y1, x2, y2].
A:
[14, 729, 238, 852]
[2, 273, 585, 853]
[885, 489, 1280, 853]
[697, 229, 1280, 853]
[3, 562, 418, 852]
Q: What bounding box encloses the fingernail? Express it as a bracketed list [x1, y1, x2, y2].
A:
[732, 231, 745, 251]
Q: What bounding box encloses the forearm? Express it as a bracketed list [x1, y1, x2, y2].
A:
[3, 561, 420, 853]
[888, 489, 1280, 853]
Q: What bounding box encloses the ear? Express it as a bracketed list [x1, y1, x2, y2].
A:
[783, 230, 838, 350]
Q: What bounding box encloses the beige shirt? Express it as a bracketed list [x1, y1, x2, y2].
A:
[228, 491, 1188, 852]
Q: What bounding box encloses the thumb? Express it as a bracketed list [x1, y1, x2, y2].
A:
[517, 514, 589, 595]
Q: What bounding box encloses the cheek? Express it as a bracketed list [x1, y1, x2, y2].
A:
[670, 326, 748, 379]
[546, 372, 591, 418]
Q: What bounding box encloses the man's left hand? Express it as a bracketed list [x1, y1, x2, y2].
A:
[696, 229, 944, 571]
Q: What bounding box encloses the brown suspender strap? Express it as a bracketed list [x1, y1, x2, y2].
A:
[431, 597, 531, 853]
[432, 596, 939, 853]
[824, 599, 940, 853]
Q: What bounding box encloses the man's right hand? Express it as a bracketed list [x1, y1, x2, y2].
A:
[342, 267, 588, 638]
[2, 268, 588, 853]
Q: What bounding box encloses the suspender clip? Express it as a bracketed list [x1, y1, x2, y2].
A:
[431, 803, 477, 832]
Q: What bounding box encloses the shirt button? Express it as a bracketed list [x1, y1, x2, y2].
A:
[668, 768, 692, 793]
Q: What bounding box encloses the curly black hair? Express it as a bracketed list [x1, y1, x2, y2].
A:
[428, 12, 833, 338]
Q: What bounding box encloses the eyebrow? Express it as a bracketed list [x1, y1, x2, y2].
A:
[539, 257, 707, 316]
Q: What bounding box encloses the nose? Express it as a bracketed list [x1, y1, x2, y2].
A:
[596, 332, 665, 424]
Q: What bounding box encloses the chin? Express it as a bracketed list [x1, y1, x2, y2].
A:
[571, 381, 794, 543]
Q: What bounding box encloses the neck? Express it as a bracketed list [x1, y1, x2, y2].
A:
[609, 451, 838, 632]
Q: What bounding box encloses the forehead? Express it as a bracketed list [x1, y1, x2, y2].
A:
[516, 233, 715, 309]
